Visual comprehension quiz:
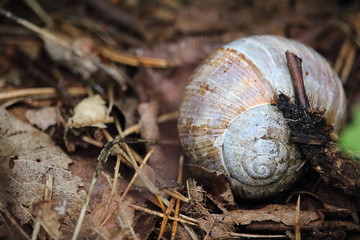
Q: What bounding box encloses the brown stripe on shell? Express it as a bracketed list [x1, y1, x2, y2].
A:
[178, 47, 278, 173]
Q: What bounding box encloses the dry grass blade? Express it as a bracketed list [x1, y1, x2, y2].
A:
[99, 153, 122, 227]
[0, 87, 87, 102]
[101, 47, 173, 68]
[229, 232, 289, 238]
[72, 139, 116, 240]
[156, 195, 166, 212]
[119, 150, 154, 202]
[155, 156, 186, 239]
[128, 204, 198, 226]
[105, 124, 159, 195]
[31, 220, 41, 240]
[336, 21, 360, 48]
[171, 156, 184, 240]
[164, 189, 189, 203]
[102, 129, 134, 167]
[334, 39, 356, 84]
[158, 198, 176, 239]
[295, 194, 301, 240]
[171, 199, 181, 240]
[44, 174, 53, 201]
[23, 0, 53, 26]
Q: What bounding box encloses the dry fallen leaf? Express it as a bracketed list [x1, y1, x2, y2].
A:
[0, 108, 85, 232]
[188, 164, 236, 206]
[227, 204, 320, 226]
[67, 94, 113, 129]
[25, 106, 58, 130]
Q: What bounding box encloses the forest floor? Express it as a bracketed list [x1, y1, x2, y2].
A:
[0, 0, 360, 239]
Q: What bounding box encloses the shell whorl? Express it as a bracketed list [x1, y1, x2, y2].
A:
[178, 35, 346, 199]
[222, 104, 302, 198]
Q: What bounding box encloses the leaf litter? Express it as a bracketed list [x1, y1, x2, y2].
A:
[0, 0, 360, 239]
[0, 108, 85, 234]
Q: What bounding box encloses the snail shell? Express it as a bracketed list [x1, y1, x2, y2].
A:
[178, 35, 346, 199]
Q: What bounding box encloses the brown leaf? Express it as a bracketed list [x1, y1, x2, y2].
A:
[188, 164, 236, 207]
[187, 178, 235, 239]
[227, 204, 320, 226]
[25, 106, 58, 130]
[0, 108, 85, 231]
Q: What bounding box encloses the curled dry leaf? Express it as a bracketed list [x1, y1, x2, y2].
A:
[67, 94, 113, 129]
[25, 106, 58, 130]
[0, 108, 85, 231]
[137, 102, 167, 175]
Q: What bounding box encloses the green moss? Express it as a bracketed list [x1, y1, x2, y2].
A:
[339, 105, 360, 153]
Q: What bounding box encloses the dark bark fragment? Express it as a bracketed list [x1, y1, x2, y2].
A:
[276, 51, 360, 197]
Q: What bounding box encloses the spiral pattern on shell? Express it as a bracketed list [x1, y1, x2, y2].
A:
[178, 35, 346, 199]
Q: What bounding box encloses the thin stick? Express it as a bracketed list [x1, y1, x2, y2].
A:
[285, 50, 311, 112]
[81, 135, 104, 147]
[119, 150, 153, 202]
[0, 87, 87, 101]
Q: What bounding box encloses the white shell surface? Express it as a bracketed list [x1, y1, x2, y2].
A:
[223, 104, 302, 198]
[225, 35, 346, 131]
[178, 35, 346, 199]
